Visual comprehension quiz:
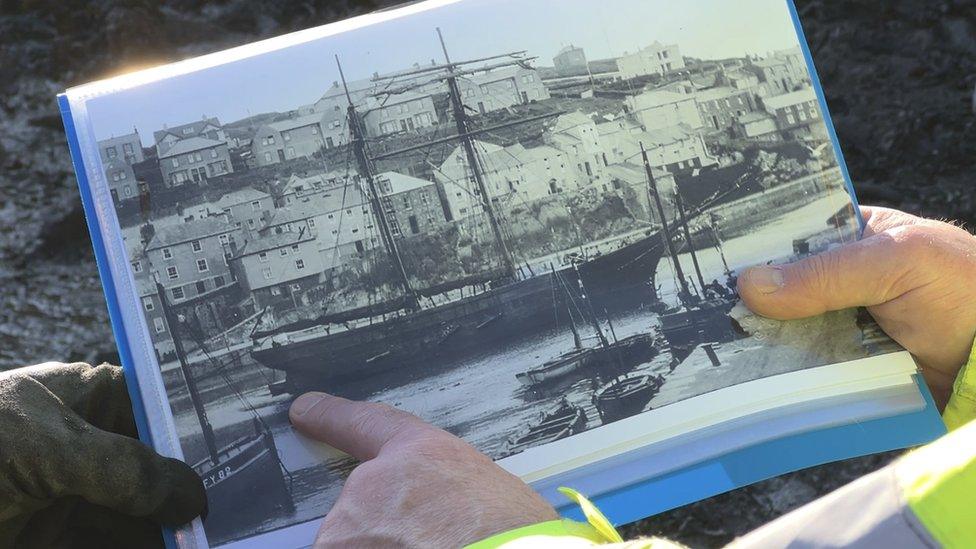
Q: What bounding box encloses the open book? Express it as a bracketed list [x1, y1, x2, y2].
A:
[58, 1, 945, 547]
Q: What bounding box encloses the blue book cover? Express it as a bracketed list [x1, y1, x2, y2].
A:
[58, 1, 946, 547]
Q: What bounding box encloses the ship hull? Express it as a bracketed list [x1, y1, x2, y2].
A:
[661, 298, 741, 363]
[196, 431, 293, 543]
[252, 231, 666, 394]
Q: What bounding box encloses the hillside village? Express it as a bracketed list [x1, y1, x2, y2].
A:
[99, 41, 832, 363]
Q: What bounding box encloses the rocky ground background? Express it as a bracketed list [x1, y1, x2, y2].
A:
[0, 0, 973, 545]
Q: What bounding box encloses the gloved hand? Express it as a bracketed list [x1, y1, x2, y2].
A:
[0, 362, 206, 549]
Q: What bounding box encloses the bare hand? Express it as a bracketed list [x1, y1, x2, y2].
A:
[738, 206, 976, 408]
[290, 392, 558, 548]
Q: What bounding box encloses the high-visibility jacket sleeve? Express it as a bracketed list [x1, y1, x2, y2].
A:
[943, 336, 976, 430]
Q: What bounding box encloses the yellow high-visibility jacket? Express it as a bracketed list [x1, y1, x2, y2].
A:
[471, 341, 976, 549]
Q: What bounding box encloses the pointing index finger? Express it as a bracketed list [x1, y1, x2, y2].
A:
[289, 392, 430, 461]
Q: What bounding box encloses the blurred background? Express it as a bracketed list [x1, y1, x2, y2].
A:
[0, 0, 973, 545]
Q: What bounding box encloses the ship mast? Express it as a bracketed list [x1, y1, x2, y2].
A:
[337, 56, 420, 310]
[640, 143, 691, 300]
[436, 28, 518, 281]
[673, 188, 707, 294]
[156, 281, 220, 466]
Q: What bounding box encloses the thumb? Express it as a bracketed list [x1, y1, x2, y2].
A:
[737, 231, 917, 320]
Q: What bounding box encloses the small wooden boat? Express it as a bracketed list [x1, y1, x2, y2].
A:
[516, 347, 594, 385]
[593, 373, 665, 423]
[504, 399, 587, 456]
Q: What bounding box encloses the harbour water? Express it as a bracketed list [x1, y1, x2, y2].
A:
[173, 191, 874, 542]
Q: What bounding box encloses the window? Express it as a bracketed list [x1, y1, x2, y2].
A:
[219, 234, 229, 245]
[810, 108, 819, 119]
[258, 252, 269, 262]
[287, 147, 295, 158]
[264, 152, 273, 162]
[172, 157, 179, 168]
[786, 113, 795, 124]
[280, 248, 289, 257]
[214, 276, 225, 288]
[166, 266, 179, 279]
[283, 132, 291, 142]
[312, 126, 319, 135]
[196, 258, 208, 272]
[106, 146, 117, 158]
[295, 259, 305, 270]
[191, 240, 202, 252]
[153, 317, 166, 333]
[270, 286, 281, 296]
[193, 152, 203, 163]
[142, 297, 154, 312]
[123, 186, 132, 197]
[251, 201, 261, 211]
[171, 287, 185, 300]
[132, 261, 143, 273]
[196, 281, 206, 294]
[210, 149, 218, 159]
[263, 267, 273, 280]
[119, 170, 127, 180]
[291, 245, 299, 252]
[308, 219, 316, 228]
[798, 110, 807, 121]
[291, 283, 301, 291]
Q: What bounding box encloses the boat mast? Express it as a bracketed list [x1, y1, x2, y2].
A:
[436, 27, 518, 281]
[156, 281, 220, 466]
[673, 188, 707, 294]
[336, 56, 420, 310]
[572, 262, 610, 348]
[709, 213, 732, 276]
[640, 142, 691, 300]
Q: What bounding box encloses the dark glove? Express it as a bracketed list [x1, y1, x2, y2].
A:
[0, 362, 206, 549]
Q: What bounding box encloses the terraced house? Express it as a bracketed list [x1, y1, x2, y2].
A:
[159, 137, 234, 187]
[145, 217, 239, 308]
[250, 112, 345, 167]
[97, 130, 145, 204]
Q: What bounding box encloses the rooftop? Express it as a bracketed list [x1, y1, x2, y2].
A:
[214, 188, 271, 209]
[375, 172, 435, 196]
[158, 136, 226, 158]
[763, 88, 818, 110]
[236, 230, 315, 257]
[146, 216, 234, 250]
[154, 117, 221, 144]
[266, 113, 325, 133]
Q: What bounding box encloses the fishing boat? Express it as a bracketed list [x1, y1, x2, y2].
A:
[592, 373, 665, 424]
[504, 398, 588, 456]
[517, 348, 594, 386]
[155, 282, 294, 541]
[640, 146, 742, 364]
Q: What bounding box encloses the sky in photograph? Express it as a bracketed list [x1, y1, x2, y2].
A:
[88, 0, 804, 145]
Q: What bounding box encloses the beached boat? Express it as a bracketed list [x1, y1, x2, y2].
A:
[593, 373, 665, 423]
[504, 399, 587, 456]
[516, 347, 594, 385]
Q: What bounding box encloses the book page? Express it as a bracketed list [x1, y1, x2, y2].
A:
[69, 0, 908, 546]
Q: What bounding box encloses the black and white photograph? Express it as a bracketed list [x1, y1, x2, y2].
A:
[83, 0, 902, 545]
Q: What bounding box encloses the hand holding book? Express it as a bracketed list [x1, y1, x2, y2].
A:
[0, 363, 206, 548]
[739, 206, 976, 409]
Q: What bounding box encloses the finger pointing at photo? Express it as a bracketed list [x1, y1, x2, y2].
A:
[289, 393, 558, 548]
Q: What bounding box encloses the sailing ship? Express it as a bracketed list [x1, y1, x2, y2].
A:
[593, 373, 666, 423]
[156, 282, 294, 541]
[503, 398, 588, 456]
[250, 31, 669, 392]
